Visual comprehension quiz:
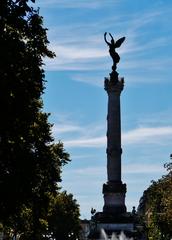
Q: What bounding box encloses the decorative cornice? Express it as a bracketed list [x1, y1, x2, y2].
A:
[104, 77, 124, 94]
[103, 182, 127, 194]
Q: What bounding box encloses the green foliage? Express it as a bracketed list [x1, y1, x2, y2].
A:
[138, 158, 172, 240]
[47, 192, 81, 240]
[0, 0, 80, 239]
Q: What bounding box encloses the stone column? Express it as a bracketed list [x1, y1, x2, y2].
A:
[103, 77, 126, 214]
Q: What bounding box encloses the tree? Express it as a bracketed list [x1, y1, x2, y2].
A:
[47, 191, 81, 240]
[138, 157, 172, 240]
[0, 0, 80, 239]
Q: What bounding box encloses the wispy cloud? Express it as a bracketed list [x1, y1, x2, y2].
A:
[38, 0, 119, 9]
[124, 163, 164, 174]
[53, 124, 82, 134]
[72, 74, 104, 87]
[44, 42, 107, 71]
[50, 45, 107, 60]
[52, 112, 172, 148]
[63, 163, 164, 176]
[123, 126, 172, 145]
[64, 136, 105, 148]
[56, 125, 172, 148]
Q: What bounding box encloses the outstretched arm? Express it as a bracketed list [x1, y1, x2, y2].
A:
[104, 32, 110, 46]
[109, 33, 113, 39]
[109, 33, 115, 46]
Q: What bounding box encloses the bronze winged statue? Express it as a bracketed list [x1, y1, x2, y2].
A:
[104, 32, 125, 67]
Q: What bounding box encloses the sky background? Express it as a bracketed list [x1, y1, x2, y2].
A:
[35, 0, 172, 219]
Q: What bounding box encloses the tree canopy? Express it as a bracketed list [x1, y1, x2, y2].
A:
[138, 159, 172, 240]
[47, 191, 81, 240]
[0, 0, 80, 239]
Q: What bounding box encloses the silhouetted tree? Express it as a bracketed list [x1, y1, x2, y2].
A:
[0, 1, 80, 239]
[138, 156, 172, 240]
[47, 191, 81, 240]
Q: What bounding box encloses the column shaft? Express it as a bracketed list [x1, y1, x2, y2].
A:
[107, 91, 122, 182]
[103, 79, 126, 214]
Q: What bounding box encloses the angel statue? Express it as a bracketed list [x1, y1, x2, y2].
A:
[104, 32, 125, 68]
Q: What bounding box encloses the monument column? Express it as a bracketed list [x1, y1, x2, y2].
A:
[106, 80, 123, 182]
[102, 33, 126, 214]
[87, 34, 142, 240]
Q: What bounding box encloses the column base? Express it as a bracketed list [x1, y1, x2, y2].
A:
[102, 181, 127, 214]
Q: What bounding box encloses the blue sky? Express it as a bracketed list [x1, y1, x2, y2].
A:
[36, 0, 172, 219]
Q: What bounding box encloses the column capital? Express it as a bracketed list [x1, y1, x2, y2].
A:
[104, 77, 124, 94]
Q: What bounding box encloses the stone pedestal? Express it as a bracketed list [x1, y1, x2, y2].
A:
[103, 181, 126, 214]
[88, 211, 139, 239]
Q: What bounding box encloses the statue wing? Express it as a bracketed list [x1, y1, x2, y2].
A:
[114, 37, 125, 48]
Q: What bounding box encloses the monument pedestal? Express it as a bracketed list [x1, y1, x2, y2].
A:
[103, 181, 126, 214]
[88, 211, 138, 239]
